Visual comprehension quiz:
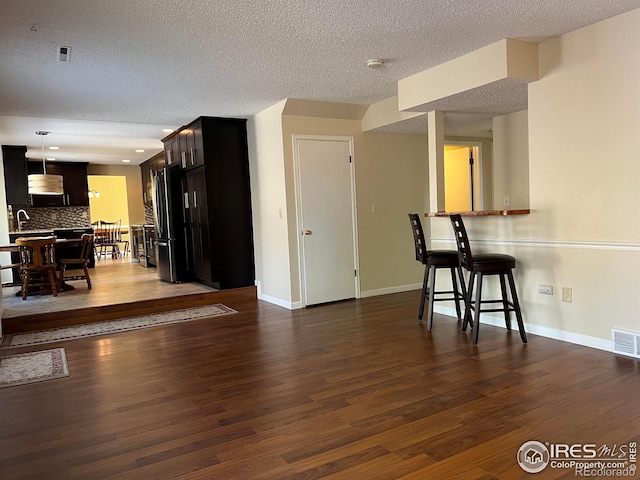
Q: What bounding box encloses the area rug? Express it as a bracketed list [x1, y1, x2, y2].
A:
[0, 348, 69, 388]
[1, 304, 237, 349]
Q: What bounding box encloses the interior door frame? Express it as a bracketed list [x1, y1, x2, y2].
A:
[292, 134, 360, 307]
[444, 140, 484, 211]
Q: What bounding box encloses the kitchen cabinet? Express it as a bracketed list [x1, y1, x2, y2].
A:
[2, 145, 29, 206]
[164, 135, 179, 169]
[27, 161, 89, 207]
[177, 127, 193, 169]
[140, 152, 165, 204]
[186, 168, 209, 283]
[162, 120, 206, 171]
[165, 117, 254, 289]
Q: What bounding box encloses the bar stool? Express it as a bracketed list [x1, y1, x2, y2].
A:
[449, 214, 527, 344]
[408, 214, 466, 330]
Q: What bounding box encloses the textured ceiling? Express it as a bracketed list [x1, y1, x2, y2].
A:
[0, 0, 638, 163]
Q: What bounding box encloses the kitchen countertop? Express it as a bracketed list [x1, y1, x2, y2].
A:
[10, 229, 55, 235]
[9, 227, 93, 235]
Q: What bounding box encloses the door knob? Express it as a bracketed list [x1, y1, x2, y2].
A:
[303, 229, 312, 235]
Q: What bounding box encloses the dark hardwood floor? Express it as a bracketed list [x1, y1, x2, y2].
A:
[0, 290, 638, 479]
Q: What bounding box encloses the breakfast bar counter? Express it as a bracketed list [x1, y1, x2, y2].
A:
[425, 209, 530, 217]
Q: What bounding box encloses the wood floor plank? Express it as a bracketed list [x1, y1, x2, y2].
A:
[0, 288, 639, 479]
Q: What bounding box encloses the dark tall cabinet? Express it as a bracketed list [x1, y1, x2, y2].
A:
[162, 117, 254, 290]
[2, 145, 29, 206]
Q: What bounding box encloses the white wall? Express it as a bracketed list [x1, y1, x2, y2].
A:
[247, 100, 293, 307]
[493, 110, 529, 210]
[430, 8, 640, 349]
[87, 164, 145, 226]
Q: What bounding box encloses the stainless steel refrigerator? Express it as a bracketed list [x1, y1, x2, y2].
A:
[153, 168, 187, 282]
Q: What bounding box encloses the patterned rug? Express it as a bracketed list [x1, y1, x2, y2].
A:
[1, 304, 237, 349]
[0, 348, 69, 388]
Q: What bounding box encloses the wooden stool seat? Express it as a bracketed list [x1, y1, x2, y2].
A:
[470, 253, 517, 271]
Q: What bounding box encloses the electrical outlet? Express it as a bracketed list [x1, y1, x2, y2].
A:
[562, 287, 572, 303]
[538, 285, 553, 295]
[503, 196, 510, 207]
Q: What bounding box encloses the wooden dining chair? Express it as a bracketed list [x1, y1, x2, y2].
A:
[449, 214, 527, 344]
[409, 213, 467, 330]
[16, 236, 58, 300]
[58, 234, 94, 290]
[92, 220, 104, 259]
[96, 220, 122, 259]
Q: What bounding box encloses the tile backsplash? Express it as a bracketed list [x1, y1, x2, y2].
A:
[144, 203, 154, 225]
[9, 206, 91, 231]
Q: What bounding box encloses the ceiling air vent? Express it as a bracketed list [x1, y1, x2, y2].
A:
[612, 329, 640, 359]
[57, 46, 71, 62]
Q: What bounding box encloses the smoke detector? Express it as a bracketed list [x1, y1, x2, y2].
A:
[366, 58, 384, 68]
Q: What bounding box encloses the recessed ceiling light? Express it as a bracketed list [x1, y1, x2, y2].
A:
[135, 149, 145, 153]
[162, 129, 174, 133]
[122, 159, 131, 163]
[48, 146, 59, 150]
[46, 157, 56, 161]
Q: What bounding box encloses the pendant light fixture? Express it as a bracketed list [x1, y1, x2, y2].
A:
[28, 131, 64, 195]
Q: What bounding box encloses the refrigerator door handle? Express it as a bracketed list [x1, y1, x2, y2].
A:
[157, 241, 169, 247]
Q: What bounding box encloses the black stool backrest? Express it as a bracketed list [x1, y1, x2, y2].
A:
[449, 214, 474, 270]
[408, 213, 427, 265]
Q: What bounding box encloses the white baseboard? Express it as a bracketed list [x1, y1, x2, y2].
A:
[433, 305, 613, 353]
[255, 281, 303, 310]
[360, 283, 422, 298]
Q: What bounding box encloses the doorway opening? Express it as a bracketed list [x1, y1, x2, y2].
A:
[444, 142, 483, 212]
[88, 175, 131, 261]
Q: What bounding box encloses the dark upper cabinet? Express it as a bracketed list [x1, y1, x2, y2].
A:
[177, 128, 193, 169]
[2, 145, 29, 206]
[163, 120, 206, 171]
[140, 152, 165, 204]
[164, 117, 254, 289]
[27, 161, 89, 207]
[191, 122, 205, 169]
[164, 135, 179, 169]
[62, 163, 90, 206]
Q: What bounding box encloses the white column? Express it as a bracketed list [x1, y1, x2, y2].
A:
[427, 110, 445, 213]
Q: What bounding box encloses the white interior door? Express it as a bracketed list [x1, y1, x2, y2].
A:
[295, 136, 357, 306]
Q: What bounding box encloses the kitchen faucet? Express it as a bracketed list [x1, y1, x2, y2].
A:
[16, 209, 30, 232]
